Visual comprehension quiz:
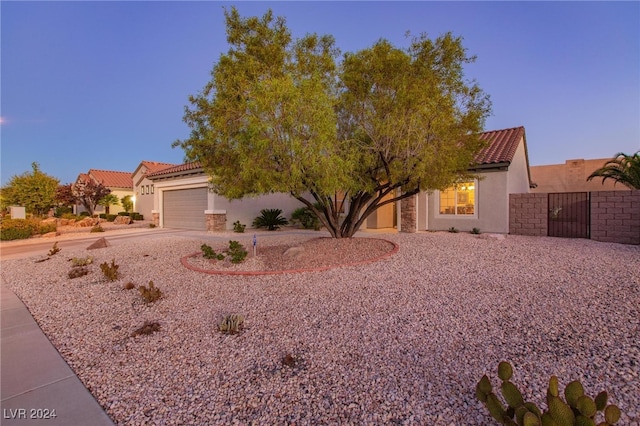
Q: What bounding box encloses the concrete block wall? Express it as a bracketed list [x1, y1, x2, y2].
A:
[590, 190, 640, 245]
[509, 193, 548, 236]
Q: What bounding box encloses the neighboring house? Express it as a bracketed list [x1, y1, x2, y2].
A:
[384, 126, 535, 234]
[74, 169, 134, 215]
[132, 161, 177, 220]
[530, 158, 630, 193]
[146, 162, 304, 231]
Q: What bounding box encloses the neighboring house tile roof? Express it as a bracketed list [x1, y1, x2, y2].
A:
[146, 162, 202, 179]
[88, 169, 133, 189]
[139, 161, 177, 175]
[474, 126, 525, 165]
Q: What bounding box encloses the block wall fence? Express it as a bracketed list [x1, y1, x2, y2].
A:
[509, 191, 639, 245]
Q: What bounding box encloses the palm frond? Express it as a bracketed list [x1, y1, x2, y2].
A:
[587, 152, 640, 190]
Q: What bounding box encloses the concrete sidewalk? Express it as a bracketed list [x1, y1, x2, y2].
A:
[1, 280, 114, 426]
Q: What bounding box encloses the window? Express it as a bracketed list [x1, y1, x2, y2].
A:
[151, 185, 154, 194]
[439, 181, 476, 216]
[145, 185, 150, 195]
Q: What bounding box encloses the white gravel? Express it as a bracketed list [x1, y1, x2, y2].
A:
[2, 231, 639, 425]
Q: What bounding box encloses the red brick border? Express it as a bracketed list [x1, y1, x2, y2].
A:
[180, 238, 400, 275]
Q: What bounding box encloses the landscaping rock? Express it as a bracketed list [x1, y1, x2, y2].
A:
[87, 237, 110, 250]
[114, 215, 132, 225]
[283, 246, 305, 259]
[76, 217, 99, 227]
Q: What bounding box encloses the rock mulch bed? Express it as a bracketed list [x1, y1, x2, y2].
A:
[1, 232, 639, 425]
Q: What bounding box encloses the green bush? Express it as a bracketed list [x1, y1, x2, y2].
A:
[291, 206, 321, 230]
[117, 212, 130, 216]
[132, 213, 143, 221]
[80, 211, 90, 217]
[253, 208, 289, 231]
[0, 218, 56, 241]
[227, 240, 248, 264]
[233, 220, 246, 233]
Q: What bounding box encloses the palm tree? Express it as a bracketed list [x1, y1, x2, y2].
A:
[587, 152, 640, 190]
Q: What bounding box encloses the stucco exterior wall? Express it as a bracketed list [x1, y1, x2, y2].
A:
[93, 189, 133, 215]
[507, 139, 532, 195]
[530, 158, 627, 193]
[133, 176, 156, 220]
[213, 193, 306, 231]
[425, 171, 509, 233]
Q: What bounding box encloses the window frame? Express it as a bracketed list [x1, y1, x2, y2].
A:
[436, 179, 478, 218]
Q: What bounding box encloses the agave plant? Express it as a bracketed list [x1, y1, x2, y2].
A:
[587, 151, 640, 190]
[253, 208, 289, 230]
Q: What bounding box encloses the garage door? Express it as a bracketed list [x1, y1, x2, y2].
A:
[163, 188, 208, 230]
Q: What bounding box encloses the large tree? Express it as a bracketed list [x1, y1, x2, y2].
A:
[175, 8, 491, 238]
[587, 152, 640, 190]
[0, 162, 59, 216]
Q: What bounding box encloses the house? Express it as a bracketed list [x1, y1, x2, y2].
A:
[132, 161, 177, 220]
[147, 126, 533, 234]
[74, 169, 134, 215]
[391, 126, 534, 234]
[530, 158, 630, 193]
[146, 162, 304, 231]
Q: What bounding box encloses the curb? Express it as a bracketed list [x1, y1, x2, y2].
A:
[180, 238, 399, 275]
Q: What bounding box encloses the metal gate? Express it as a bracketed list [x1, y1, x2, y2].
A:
[548, 192, 590, 239]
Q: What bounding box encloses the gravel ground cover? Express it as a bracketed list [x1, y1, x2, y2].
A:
[2, 232, 639, 425]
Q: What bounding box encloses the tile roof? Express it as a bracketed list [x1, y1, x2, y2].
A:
[139, 161, 178, 175]
[146, 162, 202, 178]
[474, 126, 525, 165]
[88, 169, 133, 189]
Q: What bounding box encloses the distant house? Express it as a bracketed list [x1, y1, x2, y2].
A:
[146, 162, 303, 231]
[387, 126, 535, 234]
[132, 161, 177, 220]
[530, 158, 630, 193]
[74, 169, 133, 215]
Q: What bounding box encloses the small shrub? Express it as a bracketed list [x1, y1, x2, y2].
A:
[131, 213, 143, 221]
[68, 267, 89, 279]
[106, 214, 117, 222]
[100, 259, 120, 281]
[71, 255, 93, 267]
[90, 224, 105, 233]
[138, 281, 162, 303]
[448, 227, 459, 233]
[253, 208, 288, 231]
[131, 320, 161, 337]
[282, 353, 297, 368]
[476, 361, 622, 425]
[61, 213, 82, 221]
[218, 314, 244, 335]
[471, 227, 481, 235]
[226, 240, 248, 264]
[80, 211, 91, 217]
[0, 218, 36, 241]
[48, 242, 61, 256]
[233, 220, 246, 233]
[124, 282, 135, 290]
[201, 243, 225, 260]
[148, 223, 156, 228]
[291, 206, 321, 230]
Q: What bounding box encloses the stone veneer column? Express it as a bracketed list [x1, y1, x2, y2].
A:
[400, 194, 417, 233]
[151, 210, 160, 227]
[205, 210, 227, 232]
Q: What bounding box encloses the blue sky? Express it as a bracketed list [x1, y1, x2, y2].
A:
[1, 1, 639, 186]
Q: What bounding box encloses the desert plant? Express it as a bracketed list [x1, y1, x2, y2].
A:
[131, 320, 161, 337]
[124, 281, 135, 290]
[48, 242, 61, 256]
[201, 243, 225, 260]
[218, 314, 244, 334]
[138, 281, 162, 303]
[253, 208, 288, 231]
[233, 220, 246, 233]
[587, 151, 640, 190]
[90, 224, 104, 233]
[476, 361, 622, 426]
[68, 267, 89, 279]
[471, 227, 481, 235]
[226, 240, 247, 264]
[148, 223, 156, 228]
[290, 206, 321, 230]
[100, 259, 120, 281]
[71, 255, 93, 267]
[448, 226, 459, 233]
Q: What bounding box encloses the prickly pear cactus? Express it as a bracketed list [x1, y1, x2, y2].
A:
[476, 361, 622, 426]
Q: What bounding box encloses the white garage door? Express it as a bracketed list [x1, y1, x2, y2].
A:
[163, 188, 208, 230]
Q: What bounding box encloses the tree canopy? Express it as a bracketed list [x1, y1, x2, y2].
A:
[175, 8, 491, 237]
[0, 162, 59, 216]
[72, 178, 111, 215]
[587, 152, 640, 190]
